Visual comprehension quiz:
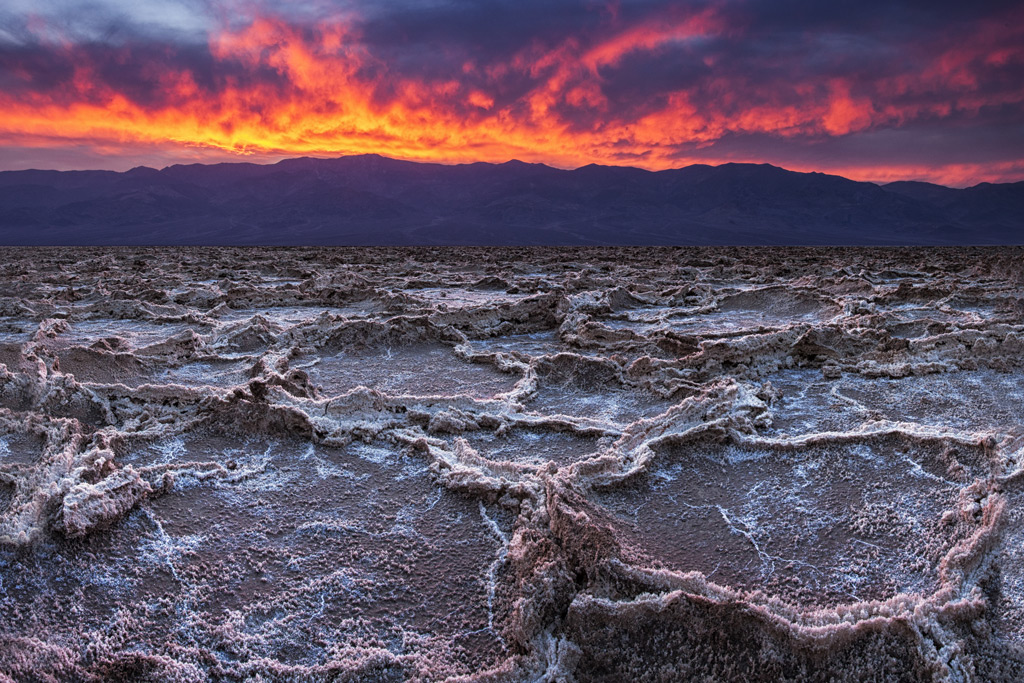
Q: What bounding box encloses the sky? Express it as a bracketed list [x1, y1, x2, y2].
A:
[0, 1, 1022, 186]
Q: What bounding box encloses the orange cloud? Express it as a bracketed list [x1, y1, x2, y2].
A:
[0, 7, 1021, 185]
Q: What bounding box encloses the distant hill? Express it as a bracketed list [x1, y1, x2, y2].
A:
[0, 155, 1020, 245]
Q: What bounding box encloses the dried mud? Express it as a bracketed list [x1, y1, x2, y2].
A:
[0, 246, 1022, 682]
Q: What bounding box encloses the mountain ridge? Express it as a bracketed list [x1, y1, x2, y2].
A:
[0, 155, 1020, 245]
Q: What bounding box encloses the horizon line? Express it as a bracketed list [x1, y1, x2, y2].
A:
[2, 153, 1018, 190]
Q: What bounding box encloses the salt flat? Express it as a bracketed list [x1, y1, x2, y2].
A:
[0, 246, 1022, 681]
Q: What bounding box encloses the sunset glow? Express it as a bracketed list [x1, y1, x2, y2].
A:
[1, 1, 1022, 185]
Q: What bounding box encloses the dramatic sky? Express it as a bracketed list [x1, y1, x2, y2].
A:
[1, 1, 1022, 185]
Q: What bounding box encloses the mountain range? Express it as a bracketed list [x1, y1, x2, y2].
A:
[0, 155, 1020, 245]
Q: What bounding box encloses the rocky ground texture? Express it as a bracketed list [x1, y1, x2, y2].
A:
[0, 246, 1022, 682]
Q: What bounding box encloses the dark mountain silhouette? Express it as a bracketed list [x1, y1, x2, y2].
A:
[0, 155, 1020, 245]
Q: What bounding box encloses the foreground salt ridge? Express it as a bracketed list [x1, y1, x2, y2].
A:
[0, 247, 1021, 681]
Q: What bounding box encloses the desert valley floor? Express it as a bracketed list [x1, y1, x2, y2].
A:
[0, 247, 1022, 682]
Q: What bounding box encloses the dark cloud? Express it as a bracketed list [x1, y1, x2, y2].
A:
[0, 38, 293, 108]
